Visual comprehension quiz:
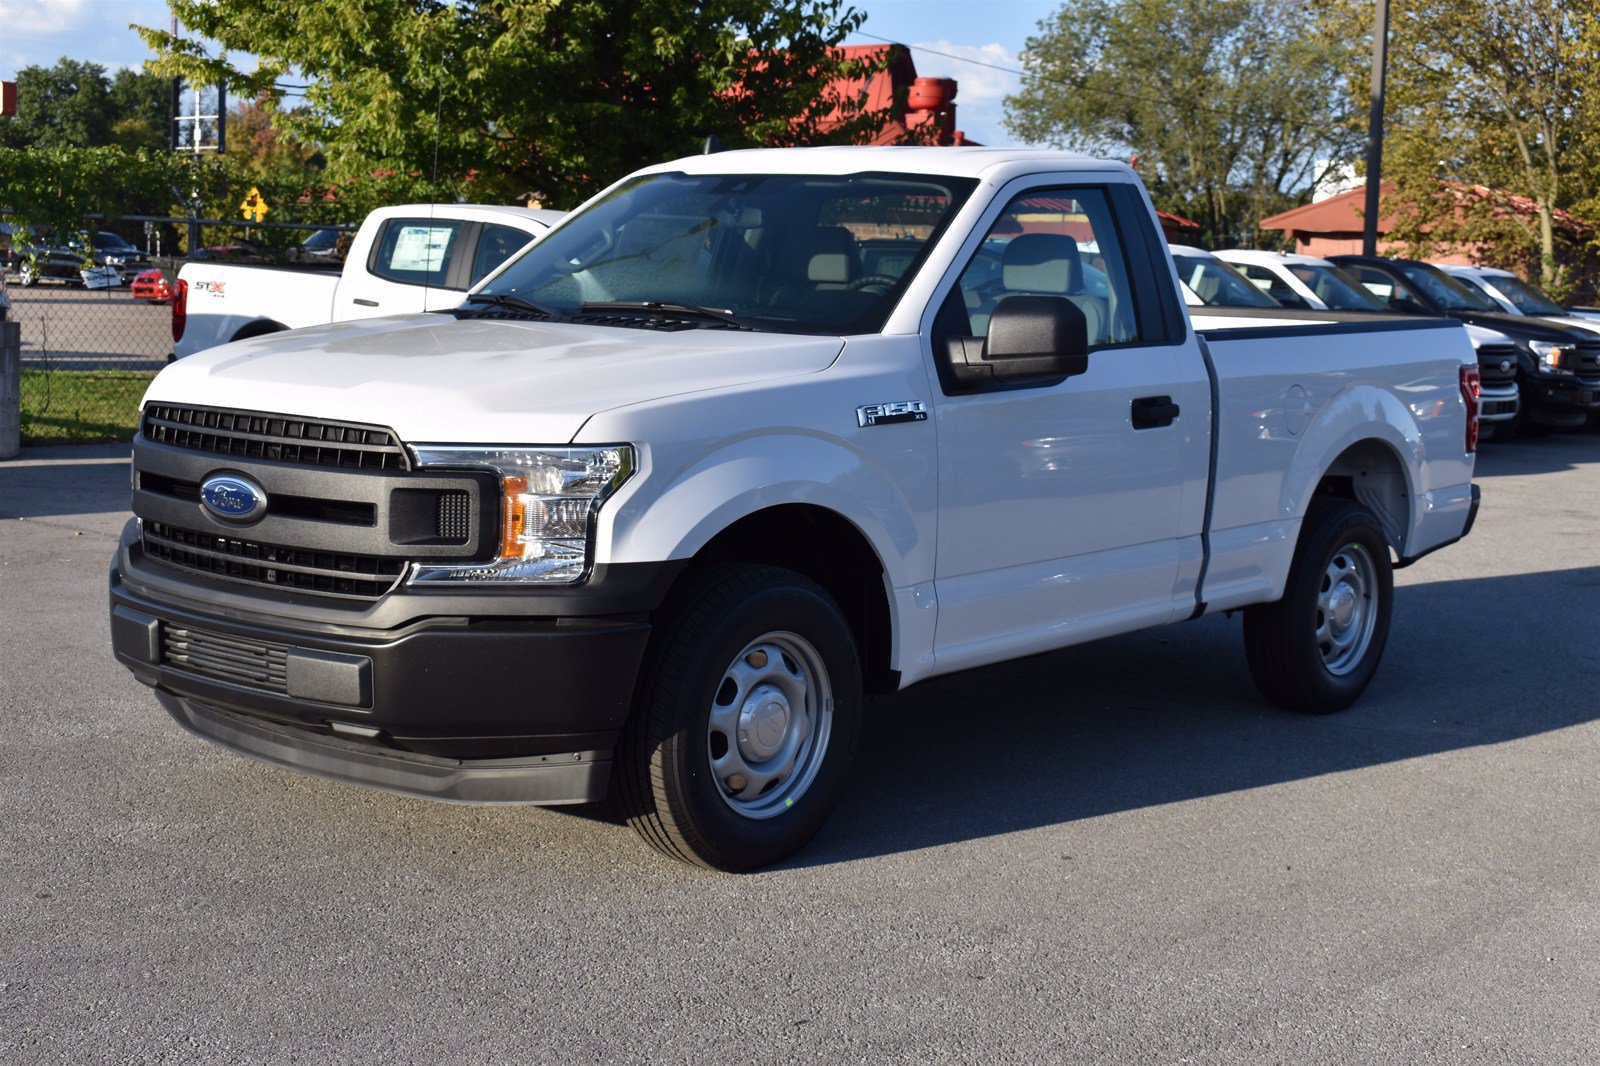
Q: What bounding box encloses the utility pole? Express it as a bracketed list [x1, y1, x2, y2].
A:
[1362, 0, 1390, 256]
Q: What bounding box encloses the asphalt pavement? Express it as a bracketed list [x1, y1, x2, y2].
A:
[7, 287, 171, 370]
[1, 437, 1597, 1063]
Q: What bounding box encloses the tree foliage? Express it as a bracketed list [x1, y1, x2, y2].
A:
[1359, 0, 1600, 297]
[1005, 0, 1362, 246]
[137, 0, 883, 208]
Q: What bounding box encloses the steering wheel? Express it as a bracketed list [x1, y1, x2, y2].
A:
[848, 273, 901, 293]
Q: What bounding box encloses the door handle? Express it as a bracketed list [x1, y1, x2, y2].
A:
[1131, 395, 1180, 429]
[352, 298, 379, 307]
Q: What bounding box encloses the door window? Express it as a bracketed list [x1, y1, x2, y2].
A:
[953, 188, 1139, 346]
[369, 218, 464, 288]
[470, 223, 538, 286]
[1233, 262, 1310, 308]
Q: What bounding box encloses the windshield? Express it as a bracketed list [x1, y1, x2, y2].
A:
[1171, 254, 1279, 308]
[1287, 264, 1386, 311]
[1485, 273, 1566, 315]
[1393, 262, 1500, 312]
[92, 232, 135, 250]
[479, 171, 978, 334]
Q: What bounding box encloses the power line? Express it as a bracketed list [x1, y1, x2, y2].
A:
[849, 29, 1231, 117]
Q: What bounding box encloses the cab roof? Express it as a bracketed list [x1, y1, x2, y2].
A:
[638, 146, 1133, 185]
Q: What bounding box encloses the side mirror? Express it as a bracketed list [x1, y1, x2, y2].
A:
[949, 295, 1090, 388]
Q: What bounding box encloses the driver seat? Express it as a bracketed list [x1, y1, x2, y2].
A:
[999, 234, 1107, 343]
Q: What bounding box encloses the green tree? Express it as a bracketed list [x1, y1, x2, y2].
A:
[1367, 0, 1600, 296]
[137, 0, 885, 208]
[0, 58, 115, 149]
[1005, 0, 1362, 246]
[108, 67, 174, 152]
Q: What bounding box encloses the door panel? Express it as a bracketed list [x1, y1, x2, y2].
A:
[931, 185, 1198, 667]
[333, 216, 472, 321]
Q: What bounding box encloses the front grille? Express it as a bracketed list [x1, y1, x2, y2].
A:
[1477, 345, 1519, 386]
[142, 521, 406, 598]
[1576, 343, 1600, 384]
[142, 404, 409, 470]
[163, 624, 289, 693]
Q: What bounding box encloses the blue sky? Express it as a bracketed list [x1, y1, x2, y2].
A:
[0, 0, 1053, 146]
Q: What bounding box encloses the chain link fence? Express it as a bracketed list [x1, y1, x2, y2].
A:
[2, 214, 350, 445]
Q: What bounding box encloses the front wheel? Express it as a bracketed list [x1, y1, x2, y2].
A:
[615, 564, 863, 871]
[1243, 498, 1393, 714]
[18, 264, 36, 287]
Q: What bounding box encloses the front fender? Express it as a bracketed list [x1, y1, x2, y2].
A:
[597, 431, 925, 590]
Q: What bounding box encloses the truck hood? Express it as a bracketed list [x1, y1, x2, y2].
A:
[149, 314, 845, 443]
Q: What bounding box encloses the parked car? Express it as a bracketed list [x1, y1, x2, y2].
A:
[1216, 249, 1388, 312]
[113, 147, 1480, 871]
[1431, 264, 1600, 336]
[285, 227, 346, 263]
[1218, 250, 1521, 434]
[1331, 254, 1600, 433]
[131, 269, 174, 302]
[1167, 244, 1280, 309]
[172, 204, 565, 357]
[89, 230, 151, 279]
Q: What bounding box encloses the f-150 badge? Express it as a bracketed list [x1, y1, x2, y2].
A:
[856, 401, 929, 428]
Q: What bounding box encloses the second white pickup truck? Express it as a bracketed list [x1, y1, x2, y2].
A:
[112, 147, 1480, 870]
[172, 203, 565, 358]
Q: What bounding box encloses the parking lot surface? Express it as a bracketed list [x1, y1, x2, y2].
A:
[8, 286, 170, 370]
[2, 437, 1597, 1063]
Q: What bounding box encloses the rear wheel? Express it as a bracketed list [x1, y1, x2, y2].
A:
[18, 264, 36, 287]
[615, 564, 863, 871]
[1243, 498, 1393, 714]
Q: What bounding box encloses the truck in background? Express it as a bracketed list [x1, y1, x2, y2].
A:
[171, 204, 565, 358]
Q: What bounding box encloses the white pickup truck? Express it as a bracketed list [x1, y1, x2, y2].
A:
[172, 204, 564, 358]
[111, 147, 1480, 871]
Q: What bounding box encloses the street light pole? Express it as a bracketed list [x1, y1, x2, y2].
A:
[1362, 0, 1390, 257]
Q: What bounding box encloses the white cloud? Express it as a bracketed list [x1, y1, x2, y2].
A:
[907, 40, 1027, 146]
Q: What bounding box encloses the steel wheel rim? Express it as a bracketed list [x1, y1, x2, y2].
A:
[1316, 541, 1378, 676]
[706, 630, 834, 820]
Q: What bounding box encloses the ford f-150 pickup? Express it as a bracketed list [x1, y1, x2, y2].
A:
[111, 148, 1480, 870]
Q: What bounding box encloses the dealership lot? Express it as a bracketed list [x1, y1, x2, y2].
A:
[7, 285, 170, 371]
[2, 438, 1597, 1062]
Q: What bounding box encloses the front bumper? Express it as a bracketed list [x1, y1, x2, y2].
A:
[1522, 374, 1600, 427]
[1479, 383, 1519, 423]
[110, 527, 665, 804]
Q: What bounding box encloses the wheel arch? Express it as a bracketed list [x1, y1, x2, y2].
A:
[674, 503, 898, 695]
[230, 318, 289, 342]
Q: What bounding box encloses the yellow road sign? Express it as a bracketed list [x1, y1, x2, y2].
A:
[240, 187, 270, 223]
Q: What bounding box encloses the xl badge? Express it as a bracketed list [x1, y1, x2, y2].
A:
[200, 473, 267, 521]
[856, 401, 928, 428]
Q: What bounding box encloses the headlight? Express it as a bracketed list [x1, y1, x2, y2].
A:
[1528, 340, 1574, 374]
[407, 445, 634, 585]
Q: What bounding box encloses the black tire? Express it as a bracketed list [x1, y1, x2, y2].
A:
[1243, 497, 1393, 714]
[615, 564, 863, 871]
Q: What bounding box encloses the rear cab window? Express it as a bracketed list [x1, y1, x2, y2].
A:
[370, 218, 465, 288]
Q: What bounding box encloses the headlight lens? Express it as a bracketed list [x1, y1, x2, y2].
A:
[407, 445, 634, 585]
[1528, 340, 1574, 374]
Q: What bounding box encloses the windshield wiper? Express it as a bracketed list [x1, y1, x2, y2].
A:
[579, 300, 757, 330]
[459, 291, 559, 318]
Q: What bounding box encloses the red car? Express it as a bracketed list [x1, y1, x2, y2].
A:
[131, 269, 173, 302]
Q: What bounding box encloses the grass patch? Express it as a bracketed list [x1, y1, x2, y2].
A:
[19, 369, 154, 445]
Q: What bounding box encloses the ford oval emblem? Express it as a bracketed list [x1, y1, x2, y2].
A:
[200, 474, 267, 521]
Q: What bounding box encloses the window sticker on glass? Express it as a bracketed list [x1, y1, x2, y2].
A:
[390, 226, 456, 271]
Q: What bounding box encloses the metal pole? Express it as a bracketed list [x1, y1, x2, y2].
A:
[1362, 0, 1390, 257]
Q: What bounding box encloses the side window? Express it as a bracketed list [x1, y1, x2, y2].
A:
[1350, 265, 1397, 303]
[369, 218, 464, 289]
[470, 223, 537, 286]
[953, 188, 1138, 346]
[1236, 263, 1309, 308]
